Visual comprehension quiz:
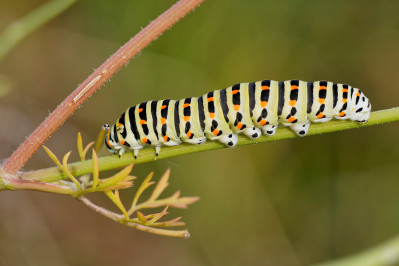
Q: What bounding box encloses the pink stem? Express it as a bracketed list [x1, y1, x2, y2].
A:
[2, 0, 206, 175]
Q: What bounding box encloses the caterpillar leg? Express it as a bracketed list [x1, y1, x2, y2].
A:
[183, 135, 207, 145]
[289, 122, 310, 136]
[217, 133, 238, 147]
[118, 148, 125, 158]
[243, 127, 262, 139]
[261, 125, 277, 136]
[155, 146, 161, 157]
[195, 137, 207, 145]
[163, 139, 182, 146]
[133, 148, 142, 159]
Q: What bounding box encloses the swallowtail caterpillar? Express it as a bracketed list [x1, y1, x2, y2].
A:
[103, 79, 371, 158]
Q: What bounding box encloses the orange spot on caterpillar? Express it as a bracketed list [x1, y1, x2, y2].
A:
[184, 116, 190, 121]
[318, 98, 325, 104]
[288, 117, 297, 123]
[259, 120, 267, 126]
[140, 120, 146, 125]
[207, 97, 214, 102]
[356, 92, 361, 97]
[138, 108, 143, 113]
[161, 105, 167, 109]
[319, 86, 327, 90]
[118, 123, 123, 127]
[183, 103, 190, 108]
[186, 131, 192, 138]
[262, 86, 269, 90]
[160, 118, 166, 124]
[213, 129, 220, 136]
[289, 100, 296, 106]
[261, 101, 267, 107]
[107, 141, 111, 146]
[234, 105, 240, 111]
[163, 135, 169, 141]
[291, 85, 298, 90]
[317, 113, 324, 119]
[142, 137, 148, 143]
[342, 98, 347, 103]
[209, 112, 215, 118]
[236, 123, 244, 130]
[120, 139, 125, 145]
[339, 111, 346, 117]
[342, 88, 348, 93]
[232, 89, 239, 94]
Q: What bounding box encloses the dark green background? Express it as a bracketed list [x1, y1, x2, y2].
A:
[1, 1, 398, 265]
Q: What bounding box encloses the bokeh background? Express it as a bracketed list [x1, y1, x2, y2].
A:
[1, 0, 399, 265]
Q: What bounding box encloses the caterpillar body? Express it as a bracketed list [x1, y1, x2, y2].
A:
[103, 79, 371, 158]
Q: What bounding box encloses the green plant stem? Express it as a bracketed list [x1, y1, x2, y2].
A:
[312, 236, 399, 266]
[20, 107, 399, 183]
[0, 0, 77, 62]
[0, 168, 72, 194]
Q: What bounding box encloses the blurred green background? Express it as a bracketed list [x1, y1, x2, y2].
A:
[1, 0, 399, 265]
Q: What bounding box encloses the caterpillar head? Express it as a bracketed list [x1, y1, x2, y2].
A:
[350, 89, 372, 124]
[102, 123, 126, 157]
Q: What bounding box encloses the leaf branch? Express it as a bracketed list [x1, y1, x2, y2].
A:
[78, 197, 191, 238]
[1, 132, 198, 238]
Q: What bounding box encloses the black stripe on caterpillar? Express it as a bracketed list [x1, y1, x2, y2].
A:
[103, 79, 371, 158]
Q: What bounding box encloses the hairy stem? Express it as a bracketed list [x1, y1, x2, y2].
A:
[21, 108, 399, 183]
[0, 0, 77, 62]
[2, 0, 206, 175]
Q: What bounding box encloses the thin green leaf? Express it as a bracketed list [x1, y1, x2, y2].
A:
[94, 129, 106, 153]
[169, 196, 200, 209]
[148, 169, 170, 202]
[133, 216, 185, 228]
[129, 172, 155, 213]
[83, 142, 94, 160]
[105, 182, 134, 190]
[62, 151, 81, 190]
[163, 191, 200, 208]
[91, 149, 99, 188]
[149, 206, 169, 224]
[135, 193, 200, 210]
[104, 190, 129, 219]
[77, 132, 84, 161]
[124, 176, 137, 182]
[96, 164, 133, 190]
[42, 146, 63, 169]
[136, 211, 147, 223]
[62, 151, 72, 168]
[124, 222, 190, 238]
[153, 217, 185, 227]
[93, 175, 135, 186]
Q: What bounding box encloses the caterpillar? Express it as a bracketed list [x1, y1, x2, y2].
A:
[103, 79, 371, 158]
